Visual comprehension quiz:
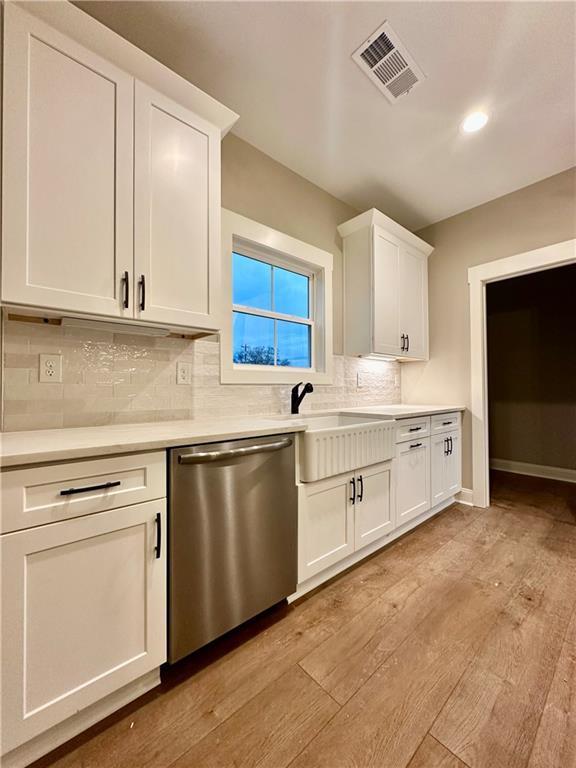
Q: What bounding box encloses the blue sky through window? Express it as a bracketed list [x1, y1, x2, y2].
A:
[233, 252, 312, 367]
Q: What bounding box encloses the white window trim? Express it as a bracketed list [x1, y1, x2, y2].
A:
[220, 209, 333, 385]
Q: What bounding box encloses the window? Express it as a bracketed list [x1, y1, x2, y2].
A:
[221, 210, 333, 385]
[233, 253, 312, 368]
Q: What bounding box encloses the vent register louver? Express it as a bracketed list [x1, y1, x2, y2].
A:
[352, 21, 425, 103]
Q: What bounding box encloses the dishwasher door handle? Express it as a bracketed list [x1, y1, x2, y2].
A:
[178, 437, 293, 464]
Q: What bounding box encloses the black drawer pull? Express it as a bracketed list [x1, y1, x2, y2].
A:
[60, 480, 121, 497]
[154, 512, 162, 559]
[121, 271, 129, 309]
[408, 426, 422, 432]
[442, 421, 452, 426]
[409, 443, 422, 449]
[139, 274, 146, 311]
[350, 477, 356, 504]
[357, 474, 364, 502]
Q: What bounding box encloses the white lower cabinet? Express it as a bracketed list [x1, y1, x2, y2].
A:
[298, 473, 355, 581]
[354, 462, 394, 549]
[299, 462, 393, 583]
[1, 499, 167, 755]
[431, 430, 462, 506]
[395, 438, 431, 526]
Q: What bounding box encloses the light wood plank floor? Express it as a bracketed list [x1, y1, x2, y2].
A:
[33, 471, 576, 768]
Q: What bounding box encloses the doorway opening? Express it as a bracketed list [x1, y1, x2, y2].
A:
[468, 239, 576, 507]
[486, 264, 576, 497]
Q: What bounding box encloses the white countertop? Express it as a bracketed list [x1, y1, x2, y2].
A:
[0, 417, 309, 468]
[340, 404, 465, 418]
[0, 404, 465, 468]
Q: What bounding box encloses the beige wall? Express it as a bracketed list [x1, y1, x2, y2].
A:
[402, 167, 576, 489]
[486, 265, 576, 471]
[222, 133, 358, 355]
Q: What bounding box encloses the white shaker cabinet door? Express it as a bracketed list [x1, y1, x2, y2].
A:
[444, 429, 462, 498]
[398, 245, 428, 360]
[354, 462, 395, 550]
[298, 473, 355, 582]
[372, 231, 402, 356]
[431, 429, 462, 506]
[396, 438, 431, 525]
[134, 82, 221, 329]
[1, 500, 166, 754]
[431, 433, 451, 506]
[2, 3, 134, 317]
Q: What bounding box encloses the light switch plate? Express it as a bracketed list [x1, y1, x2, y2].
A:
[176, 361, 193, 385]
[39, 354, 62, 383]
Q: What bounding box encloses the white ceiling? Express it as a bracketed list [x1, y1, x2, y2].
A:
[76, 1, 576, 230]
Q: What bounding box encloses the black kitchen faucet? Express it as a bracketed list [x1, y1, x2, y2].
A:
[291, 382, 314, 414]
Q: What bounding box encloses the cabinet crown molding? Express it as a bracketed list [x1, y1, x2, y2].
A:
[338, 209, 433, 256]
[9, 0, 239, 137]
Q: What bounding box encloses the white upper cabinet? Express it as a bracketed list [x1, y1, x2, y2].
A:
[134, 83, 221, 328]
[2, 5, 134, 318]
[339, 209, 432, 360]
[1, 3, 236, 331]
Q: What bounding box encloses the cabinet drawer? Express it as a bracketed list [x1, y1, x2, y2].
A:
[431, 412, 461, 434]
[1, 452, 166, 533]
[395, 416, 430, 443]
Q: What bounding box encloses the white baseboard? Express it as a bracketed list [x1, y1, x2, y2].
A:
[289, 495, 458, 602]
[490, 459, 576, 484]
[456, 487, 474, 506]
[1, 670, 161, 768]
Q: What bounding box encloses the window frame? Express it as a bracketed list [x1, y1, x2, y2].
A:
[220, 209, 333, 385]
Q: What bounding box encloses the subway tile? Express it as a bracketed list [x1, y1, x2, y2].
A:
[1, 318, 401, 432]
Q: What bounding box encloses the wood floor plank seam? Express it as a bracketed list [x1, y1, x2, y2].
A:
[296, 663, 344, 709]
[429, 734, 474, 768]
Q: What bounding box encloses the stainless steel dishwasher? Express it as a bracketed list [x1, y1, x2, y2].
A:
[168, 433, 297, 662]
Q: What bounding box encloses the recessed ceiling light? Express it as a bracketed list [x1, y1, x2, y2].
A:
[461, 111, 489, 133]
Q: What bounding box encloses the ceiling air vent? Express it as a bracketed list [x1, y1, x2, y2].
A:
[353, 21, 425, 103]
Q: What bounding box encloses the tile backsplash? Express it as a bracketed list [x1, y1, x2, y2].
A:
[1, 317, 400, 431]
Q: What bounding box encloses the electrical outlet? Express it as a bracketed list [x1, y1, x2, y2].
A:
[176, 361, 193, 385]
[357, 371, 371, 389]
[39, 354, 62, 383]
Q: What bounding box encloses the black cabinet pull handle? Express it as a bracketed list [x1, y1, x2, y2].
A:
[449, 436, 453, 455]
[442, 421, 452, 426]
[357, 475, 364, 502]
[350, 477, 356, 504]
[60, 480, 121, 497]
[154, 512, 162, 559]
[406, 334, 410, 352]
[121, 271, 129, 309]
[139, 274, 146, 311]
[409, 442, 422, 449]
[408, 426, 422, 432]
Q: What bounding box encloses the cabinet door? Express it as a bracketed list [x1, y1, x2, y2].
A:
[1, 500, 166, 753]
[354, 462, 394, 549]
[445, 429, 462, 498]
[2, 4, 134, 318]
[396, 438, 431, 526]
[372, 231, 402, 356]
[398, 246, 428, 359]
[431, 433, 450, 506]
[134, 82, 221, 329]
[299, 473, 355, 582]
